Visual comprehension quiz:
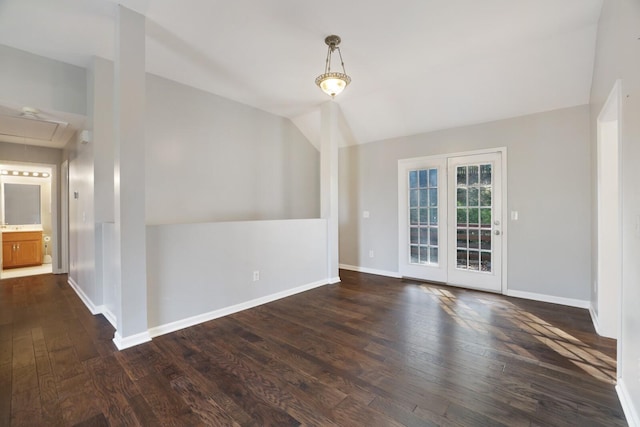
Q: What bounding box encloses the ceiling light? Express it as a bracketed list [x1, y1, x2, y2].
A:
[42, 173, 49, 178]
[1, 170, 7, 175]
[12, 171, 18, 175]
[315, 35, 351, 98]
[33, 172, 39, 177]
[22, 172, 29, 176]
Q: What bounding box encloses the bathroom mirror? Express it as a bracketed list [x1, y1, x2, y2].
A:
[4, 183, 41, 225]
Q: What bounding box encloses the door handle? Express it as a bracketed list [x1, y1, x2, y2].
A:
[495, 230, 501, 235]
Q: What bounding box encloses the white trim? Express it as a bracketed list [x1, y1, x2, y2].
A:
[113, 330, 151, 350]
[67, 277, 100, 315]
[60, 160, 69, 274]
[506, 289, 589, 309]
[100, 307, 117, 329]
[0, 161, 60, 275]
[148, 278, 330, 338]
[616, 379, 639, 427]
[68, 277, 118, 329]
[397, 147, 508, 166]
[589, 304, 604, 336]
[328, 276, 341, 284]
[500, 148, 508, 295]
[595, 78, 622, 340]
[339, 263, 402, 279]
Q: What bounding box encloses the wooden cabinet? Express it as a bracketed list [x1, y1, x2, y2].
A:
[2, 231, 42, 269]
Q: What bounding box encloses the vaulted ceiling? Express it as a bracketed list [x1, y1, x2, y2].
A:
[0, 0, 603, 147]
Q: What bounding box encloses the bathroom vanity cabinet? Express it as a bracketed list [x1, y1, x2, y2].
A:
[2, 231, 42, 269]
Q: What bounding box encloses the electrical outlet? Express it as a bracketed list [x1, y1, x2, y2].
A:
[252, 271, 260, 281]
[369, 250, 374, 258]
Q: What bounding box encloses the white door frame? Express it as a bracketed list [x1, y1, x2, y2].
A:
[398, 147, 508, 293]
[60, 160, 69, 274]
[0, 160, 59, 276]
[593, 79, 622, 346]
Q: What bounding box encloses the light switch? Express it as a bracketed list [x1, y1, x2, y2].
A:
[511, 211, 519, 221]
[363, 211, 370, 219]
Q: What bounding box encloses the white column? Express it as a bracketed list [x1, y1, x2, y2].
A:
[113, 5, 149, 349]
[320, 102, 340, 282]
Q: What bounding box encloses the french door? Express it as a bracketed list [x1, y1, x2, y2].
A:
[398, 151, 504, 293]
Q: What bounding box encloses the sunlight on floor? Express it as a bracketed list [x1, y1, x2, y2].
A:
[418, 284, 617, 383]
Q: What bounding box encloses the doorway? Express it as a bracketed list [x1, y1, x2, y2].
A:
[0, 162, 55, 279]
[398, 149, 507, 293]
[594, 79, 622, 340]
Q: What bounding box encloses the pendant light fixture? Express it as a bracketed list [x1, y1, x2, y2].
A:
[315, 35, 351, 98]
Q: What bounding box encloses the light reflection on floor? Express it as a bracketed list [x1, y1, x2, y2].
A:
[417, 284, 617, 384]
[1, 263, 53, 279]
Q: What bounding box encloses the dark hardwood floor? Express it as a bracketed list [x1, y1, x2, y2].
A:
[0, 270, 627, 426]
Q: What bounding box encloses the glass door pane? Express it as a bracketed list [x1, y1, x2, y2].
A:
[454, 163, 492, 273]
[408, 168, 439, 265]
[447, 152, 502, 293]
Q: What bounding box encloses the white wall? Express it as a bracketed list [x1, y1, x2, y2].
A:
[340, 105, 592, 302]
[146, 74, 320, 224]
[1, 45, 84, 274]
[0, 44, 86, 116]
[66, 133, 96, 304]
[71, 56, 323, 342]
[146, 219, 328, 332]
[590, 0, 640, 424]
[89, 57, 115, 322]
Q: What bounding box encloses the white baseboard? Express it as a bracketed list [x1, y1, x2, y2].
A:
[505, 289, 590, 309]
[113, 330, 152, 350]
[100, 307, 117, 329]
[339, 264, 402, 279]
[148, 278, 330, 339]
[589, 304, 604, 335]
[617, 379, 639, 427]
[328, 276, 341, 284]
[67, 278, 118, 329]
[67, 277, 100, 315]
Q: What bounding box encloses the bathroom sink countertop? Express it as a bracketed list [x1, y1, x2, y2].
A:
[2, 226, 44, 233]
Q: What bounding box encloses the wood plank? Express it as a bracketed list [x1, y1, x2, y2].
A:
[0, 362, 11, 427]
[1, 271, 627, 426]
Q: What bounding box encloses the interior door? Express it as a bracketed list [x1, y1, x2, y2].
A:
[399, 151, 504, 292]
[447, 153, 502, 292]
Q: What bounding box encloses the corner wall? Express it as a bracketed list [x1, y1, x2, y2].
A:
[74, 57, 323, 343]
[590, 0, 640, 424]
